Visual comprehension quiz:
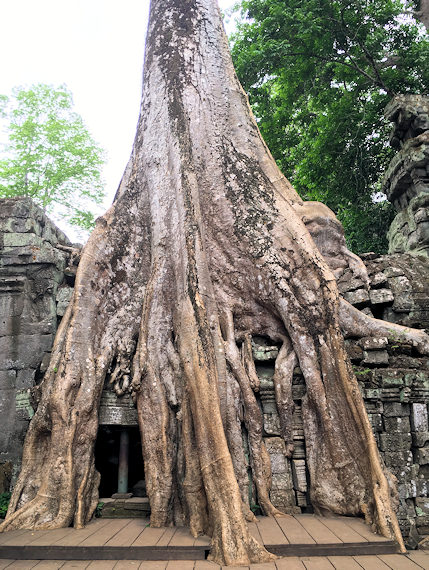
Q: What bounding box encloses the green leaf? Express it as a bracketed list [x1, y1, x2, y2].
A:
[0, 84, 106, 231]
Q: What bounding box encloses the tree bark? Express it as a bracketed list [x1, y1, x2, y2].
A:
[2, 0, 427, 563]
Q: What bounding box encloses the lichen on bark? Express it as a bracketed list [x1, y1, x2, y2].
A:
[1, 0, 428, 564]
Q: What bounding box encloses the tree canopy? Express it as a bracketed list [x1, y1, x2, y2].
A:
[0, 84, 105, 231]
[230, 0, 429, 253]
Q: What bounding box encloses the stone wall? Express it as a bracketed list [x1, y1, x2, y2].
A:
[239, 252, 429, 546]
[0, 198, 75, 486]
[1, 197, 428, 546]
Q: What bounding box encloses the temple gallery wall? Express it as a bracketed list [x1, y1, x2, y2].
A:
[1, 95, 429, 547]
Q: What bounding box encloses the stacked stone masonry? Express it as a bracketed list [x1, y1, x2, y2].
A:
[383, 94, 429, 257]
[0, 197, 428, 547]
[0, 198, 75, 489]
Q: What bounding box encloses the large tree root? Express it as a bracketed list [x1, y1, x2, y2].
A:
[225, 370, 257, 522]
[222, 310, 285, 518]
[340, 299, 429, 354]
[273, 337, 296, 458]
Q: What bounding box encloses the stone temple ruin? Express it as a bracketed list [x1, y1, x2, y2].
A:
[0, 95, 429, 546]
[384, 94, 429, 257]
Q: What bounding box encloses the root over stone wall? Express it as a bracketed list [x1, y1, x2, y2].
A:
[0, 197, 428, 547]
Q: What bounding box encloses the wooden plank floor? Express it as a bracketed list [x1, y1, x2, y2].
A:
[0, 515, 410, 563]
[0, 515, 395, 548]
[0, 552, 428, 569]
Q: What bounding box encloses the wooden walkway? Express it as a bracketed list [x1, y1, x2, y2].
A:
[0, 514, 426, 569]
[0, 553, 428, 570]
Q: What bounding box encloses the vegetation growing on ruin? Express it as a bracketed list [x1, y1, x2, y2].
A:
[231, 0, 429, 253]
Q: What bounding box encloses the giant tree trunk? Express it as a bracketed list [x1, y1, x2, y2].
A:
[3, 0, 428, 564]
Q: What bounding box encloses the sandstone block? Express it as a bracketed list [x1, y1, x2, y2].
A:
[265, 437, 289, 474]
[0, 389, 15, 449]
[364, 388, 381, 400]
[371, 272, 388, 287]
[0, 333, 53, 369]
[379, 433, 412, 452]
[384, 402, 410, 417]
[359, 337, 389, 350]
[263, 413, 281, 436]
[56, 286, 73, 316]
[417, 478, 428, 496]
[16, 369, 36, 390]
[413, 432, 429, 447]
[415, 446, 429, 465]
[0, 370, 16, 390]
[384, 266, 405, 278]
[411, 403, 429, 432]
[398, 482, 416, 500]
[343, 289, 369, 306]
[383, 450, 413, 469]
[368, 413, 383, 433]
[384, 416, 411, 432]
[291, 459, 307, 493]
[416, 497, 429, 515]
[379, 370, 405, 387]
[295, 491, 308, 507]
[362, 350, 389, 365]
[369, 288, 394, 304]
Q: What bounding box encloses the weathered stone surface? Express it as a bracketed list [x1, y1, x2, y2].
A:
[56, 286, 73, 317]
[384, 451, 413, 471]
[379, 433, 412, 452]
[411, 403, 429, 432]
[15, 390, 35, 420]
[252, 336, 279, 361]
[265, 437, 296, 511]
[0, 389, 15, 450]
[0, 370, 16, 390]
[369, 289, 394, 305]
[384, 402, 410, 417]
[368, 413, 383, 433]
[291, 459, 307, 493]
[362, 350, 389, 366]
[415, 446, 429, 465]
[371, 272, 388, 287]
[413, 432, 429, 448]
[263, 413, 281, 436]
[0, 198, 72, 483]
[359, 337, 389, 350]
[416, 497, 429, 515]
[343, 289, 369, 306]
[383, 95, 429, 256]
[98, 391, 139, 426]
[384, 416, 411, 433]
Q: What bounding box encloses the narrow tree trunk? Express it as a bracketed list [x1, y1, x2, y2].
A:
[2, 0, 426, 563]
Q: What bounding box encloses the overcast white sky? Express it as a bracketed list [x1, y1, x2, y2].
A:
[0, 0, 236, 239]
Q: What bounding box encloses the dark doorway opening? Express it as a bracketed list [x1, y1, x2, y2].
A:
[95, 425, 145, 498]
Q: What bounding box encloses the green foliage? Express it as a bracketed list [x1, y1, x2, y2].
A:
[0, 84, 105, 230]
[95, 501, 105, 518]
[0, 492, 11, 519]
[231, 0, 428, 253]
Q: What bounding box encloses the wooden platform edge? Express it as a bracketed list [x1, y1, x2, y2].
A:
[0, 545, 207, 561]
[267, 541, 399, 557]
[0, 540, 400, 561]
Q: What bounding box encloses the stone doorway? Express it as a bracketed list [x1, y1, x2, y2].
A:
[94, 425, 145, 498]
